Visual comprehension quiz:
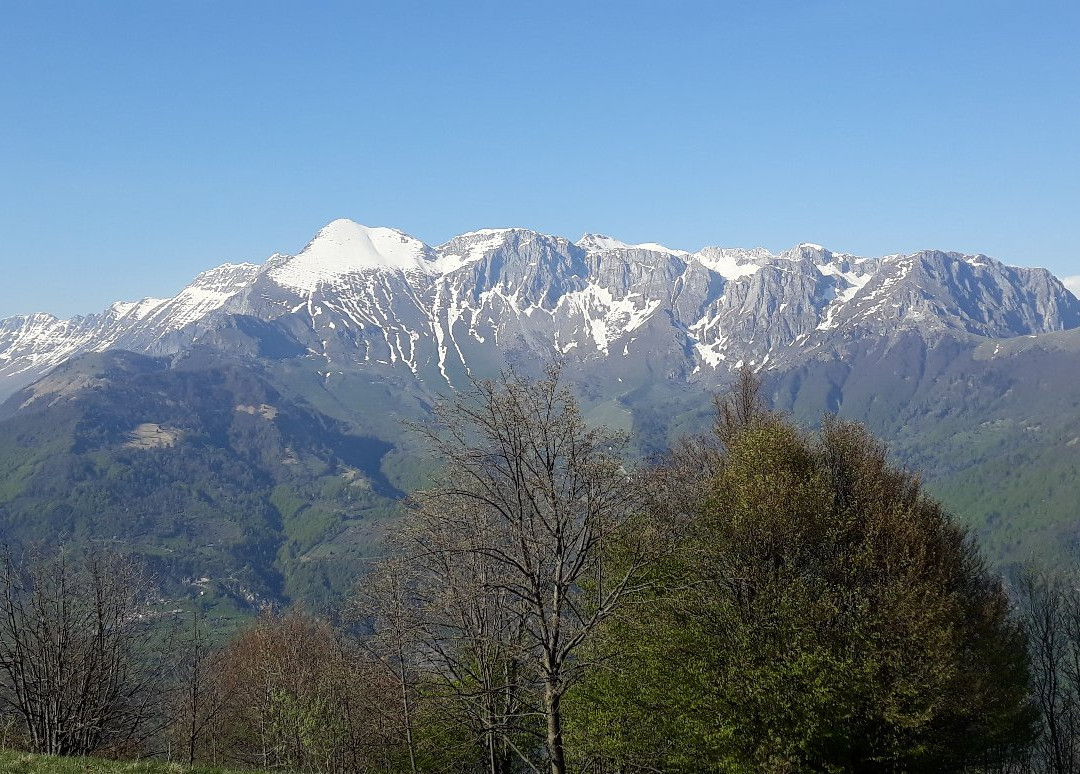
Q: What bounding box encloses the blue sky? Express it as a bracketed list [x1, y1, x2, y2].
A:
[1, 0, 1078, 317]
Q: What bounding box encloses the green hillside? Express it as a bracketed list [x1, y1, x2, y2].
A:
[771, 331, 1080, 571]
[2, 328, 1079, 619]
[0, 350, 405, 609]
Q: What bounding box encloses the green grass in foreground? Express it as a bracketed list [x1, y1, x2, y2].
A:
[0, 749, 254, 774]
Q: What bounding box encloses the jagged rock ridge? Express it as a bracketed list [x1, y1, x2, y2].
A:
[2, 219, 1077, 400]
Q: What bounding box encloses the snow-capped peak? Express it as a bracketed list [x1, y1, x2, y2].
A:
[108, 298, 168, 321]
[455, 228, 521, 239]
[577, 233, 685, 255]
[435, 228, 525, 273]
[269, 219, 435, 293]
[692, 247, 769, 280]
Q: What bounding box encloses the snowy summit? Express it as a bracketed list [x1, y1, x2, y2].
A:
[269, 219, 435, 293]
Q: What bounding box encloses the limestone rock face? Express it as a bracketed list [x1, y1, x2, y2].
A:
[2, 221, 1078, 401]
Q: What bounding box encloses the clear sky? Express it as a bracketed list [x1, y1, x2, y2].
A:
[2, 0, 1078, 318]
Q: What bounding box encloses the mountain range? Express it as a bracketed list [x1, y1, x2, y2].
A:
[1, 219, 1078, 608]
[4, 218, 1076, 402]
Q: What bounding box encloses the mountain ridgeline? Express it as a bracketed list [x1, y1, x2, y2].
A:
[3, 219, 1076, 400]
[0, 219, 1078, 606]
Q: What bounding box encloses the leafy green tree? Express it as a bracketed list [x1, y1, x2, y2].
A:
[570, 372, 1036, 772]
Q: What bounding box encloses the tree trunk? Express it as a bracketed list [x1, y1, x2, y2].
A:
[545, 679, 566, 774]
[398, 648, 418, 774]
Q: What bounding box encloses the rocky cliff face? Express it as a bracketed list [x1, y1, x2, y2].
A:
[2, 219, 1077, 401]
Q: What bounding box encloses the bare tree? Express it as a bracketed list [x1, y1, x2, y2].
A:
[1020, 570, 1080, 773]
[169, 606, 231, 766]
[387, 501, 536, 774]
[713, 363, 775, 446]
[350, 559, 425, 774]
[0, 545, 166, 757]
[405, 365, 655, 774]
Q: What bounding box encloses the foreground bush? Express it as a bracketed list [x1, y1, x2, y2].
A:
[210, 609, 407, 772]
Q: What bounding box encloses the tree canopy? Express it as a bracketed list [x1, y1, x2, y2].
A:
[569, 373, 1037, 772]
